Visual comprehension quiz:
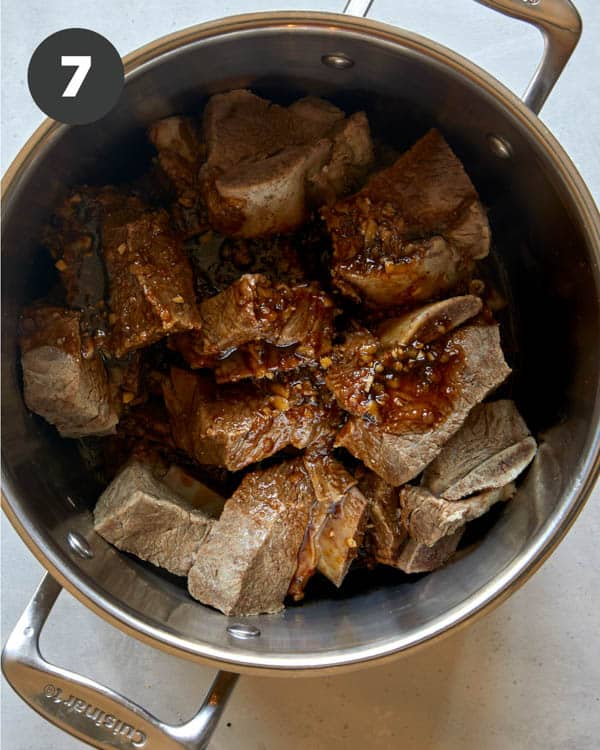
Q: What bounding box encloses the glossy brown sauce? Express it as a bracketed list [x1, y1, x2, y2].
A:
[327, 332, 464, 435]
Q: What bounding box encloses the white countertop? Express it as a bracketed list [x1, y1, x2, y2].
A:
[2, 2, 599, 748]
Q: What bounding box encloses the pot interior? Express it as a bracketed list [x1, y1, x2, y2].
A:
[2, 15, 599, 670]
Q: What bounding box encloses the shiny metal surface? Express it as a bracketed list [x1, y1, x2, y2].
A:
[66, 531, 94, 560]
[343, 0, 374, 16]
[321, 52, 355, 69]
[226, 625, 262, 640]
[2, 574, 238, 749]
[345, 0, 582, 114]
[475, 0, 582, 112]
[2, 0, 599, 688]
[487, 133, 514, 158]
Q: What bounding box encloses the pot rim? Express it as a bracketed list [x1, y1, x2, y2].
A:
[2, 10, 600, 675]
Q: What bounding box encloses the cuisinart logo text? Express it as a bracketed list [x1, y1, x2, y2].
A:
[42, 683, 147, 746]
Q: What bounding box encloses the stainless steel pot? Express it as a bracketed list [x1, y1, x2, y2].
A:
[2, 1, 599, 748]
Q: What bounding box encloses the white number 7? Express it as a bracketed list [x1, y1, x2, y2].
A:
[61, 55, 92, 97]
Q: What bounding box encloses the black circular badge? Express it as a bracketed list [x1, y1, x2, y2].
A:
[28, 28, 124, 125]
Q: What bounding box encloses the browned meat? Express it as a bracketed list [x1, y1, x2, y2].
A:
[326, 326, 468, 433]
[45, 188, 145, 327]
[170, 274, 334, 379]
[187, 459, 314, 615]
[393, 530, 463, 574]
[94, 460, 214, 576]
[161, 464, 226, 519]
[399, 483, 516, 547]
[210, 340, 319, 384]
[359, 473, 462, 572]
[359, 471, 407, 566]
[201, 90, 373, 237]
[115, 400, 176, 457]
[20, 306, 118, 438]
[335, 324, 511, 485]
[188, 231, 308, 301]
[204, 91, 342, 174]
[377, 295, 483, 348]
[309, 112, 374, 204]
[323, 129, 490, 307]
[207, 141, 332, 238]
[316, 484, 369, 587]
[288, 453, 365, 599]
[104, 210, 201, 356]
[162, 368, 335, 471]
[422, 400, 537, 500]
[148, 116, 207, 237]
[148, 116, 203, 199]
[107, 351, 145, 409]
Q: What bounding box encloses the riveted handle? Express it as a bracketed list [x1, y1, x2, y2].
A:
[1, 574, 239, 750]
[344, 0, 582, 114]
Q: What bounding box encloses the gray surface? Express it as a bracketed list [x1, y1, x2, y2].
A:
[1, 1, 599, 748]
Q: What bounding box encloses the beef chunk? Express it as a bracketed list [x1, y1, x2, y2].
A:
[399, 483, 516, 547]
[324, 129, 490, 307]
[20, 306, 118, 438]
[422, 400, 537, 500]
[316, 483, 369, 587]
[359, 473, 462, 572]
[359, 472, 407, 566]
[147, 116, 207, 237]
[203, 91, 343, 174]
[163, 368, 335, 471]
[148, 116, 203, 200]
[201, 90, 373, 237]
[288, 453, 367, 599]
[45, 188, 145, 325]
[104, 210, 202, 356]
[393, 530, 463, 574]
[161, 464, 226, 519]
[377, 295, 483, 348]
[94, 460, 214, 576]
[188, 459, 314, 615]
[307, 112, 375, 205]
[335, 324, 511, 485]
[188, 231, 308, 301]
[209, 340, 317, 384]
[107, 351, 145, 408]
[171, 274, 334, 379]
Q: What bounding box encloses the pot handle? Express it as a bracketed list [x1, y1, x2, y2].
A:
[1, 573, 239, 750]
[344, 0, 582, 114]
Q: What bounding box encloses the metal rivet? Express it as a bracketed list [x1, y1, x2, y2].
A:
[226, 624, 261, 640]
[321, 53, 355, 70]
[23, 626, 34, 637]
[522, 0, 541, 5]
[487, 134, 513, 159]
[67, 531, 94, 559]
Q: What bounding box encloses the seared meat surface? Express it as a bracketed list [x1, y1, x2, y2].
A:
[359, 472, 406, 566]
[20, 91, 537, 616]
[20, 306, 118, 437]
[170, 274, 334, 377]
[162, 368, 338, 472]
[399, 483, 515, 548]
[421, 400, 537, 499]
[148, 116, 207, 237]
[324, 129, 490, 307]
[335, 324, 511, 485]
[94, 459, 214, 576]
[201, 90, 373, 237]
[188, 459, 314, 615]
[104, 210, 201, 356]
[289, 453, 368, 599]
